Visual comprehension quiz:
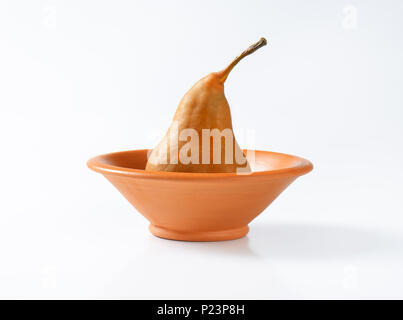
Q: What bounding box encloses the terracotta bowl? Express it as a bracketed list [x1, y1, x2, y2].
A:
[87, 149, 313, 241]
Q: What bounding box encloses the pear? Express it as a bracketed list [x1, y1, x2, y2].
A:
[146, 38, 267, 173]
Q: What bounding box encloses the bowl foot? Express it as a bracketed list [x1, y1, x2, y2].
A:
[149, 224, 249, 242]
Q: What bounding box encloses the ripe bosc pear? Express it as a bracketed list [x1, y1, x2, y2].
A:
[146, 38, 267, 173]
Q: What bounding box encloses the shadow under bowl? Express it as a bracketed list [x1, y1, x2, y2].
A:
[87, 149, 313, 241]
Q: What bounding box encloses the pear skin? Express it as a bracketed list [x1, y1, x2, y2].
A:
[146, 38, 267, 173]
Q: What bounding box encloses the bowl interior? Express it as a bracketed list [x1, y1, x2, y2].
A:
[89, 149, 312, 176]
[98, 149, 149, 170]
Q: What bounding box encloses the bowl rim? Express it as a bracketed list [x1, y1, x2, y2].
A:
[87, 149, 313, 180]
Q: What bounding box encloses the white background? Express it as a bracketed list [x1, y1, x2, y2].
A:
[1, 0, 402, 299]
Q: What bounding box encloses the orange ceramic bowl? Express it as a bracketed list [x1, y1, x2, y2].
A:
[87, 149, 313, 241]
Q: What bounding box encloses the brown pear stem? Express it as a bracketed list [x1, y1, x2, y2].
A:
[219, 37, 267, 83]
